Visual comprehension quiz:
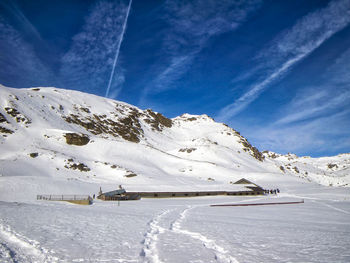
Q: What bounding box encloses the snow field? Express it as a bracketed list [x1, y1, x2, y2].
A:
[1, 191, 350, 263]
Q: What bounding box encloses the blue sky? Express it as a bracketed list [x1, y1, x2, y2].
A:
[1, 0, 350, 157]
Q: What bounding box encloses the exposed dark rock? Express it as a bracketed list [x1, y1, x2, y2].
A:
[328, 163, 338, 169]
[31, 88, 40, 91]
[63, 109, 143, 143]
[29, 153, 39, 158]
[64, 158, 90, 172]
[264, 151, 278, 159]
[64, 133, 90, 146]
[125, 173, 137, 178]
[279, 166, 285, 173]
[9, 95, 19, 100]
[144, 109, 172, 131]
[80, 107, 90, 113]
[5, 107, 20, 118]
[240, 139, 265, 162]
[179, 148, 197, 153]
[0, 126, 14, 134]
[72, 163, 90, 172]
[4, 107, 31, 124]
[293, 166, 300, 173]
[0, 113, 8, 123]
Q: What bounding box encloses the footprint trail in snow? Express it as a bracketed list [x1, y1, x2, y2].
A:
[140, 209, 172, 263]
[171, 206, 239, 263]
[140, 205, 239, 263]
[0, 221, 58, 263]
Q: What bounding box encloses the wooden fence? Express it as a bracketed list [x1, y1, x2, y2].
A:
[37, 195, 92, 205]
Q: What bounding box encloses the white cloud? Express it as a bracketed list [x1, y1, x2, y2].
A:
[141, 0, 262, 102]
[275, 46, 350, 125]
[0, 0, 42, 42]
[0, 17, 53, 86]
[276, 90, 350, 125]
[240, 45, 350, 156]
[245, 108, 350, 156]
[60, 0, 128, 96]
[218, 0, 350, 121]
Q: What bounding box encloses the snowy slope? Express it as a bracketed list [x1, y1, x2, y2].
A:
[263, 151, 350, 187]
[0, 85, 349, 202]
[1, 85, 350, 263]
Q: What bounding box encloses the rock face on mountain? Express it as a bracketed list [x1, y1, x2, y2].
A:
[0, 85, 349, 201]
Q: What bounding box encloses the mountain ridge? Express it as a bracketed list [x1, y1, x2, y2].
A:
[0, 85, 349, 202]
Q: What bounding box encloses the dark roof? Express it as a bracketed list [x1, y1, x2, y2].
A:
[103, 189, 126, 196]
[234, 178, 256, 185]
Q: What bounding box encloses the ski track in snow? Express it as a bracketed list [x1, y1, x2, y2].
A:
[170, 206, 240, 263]
[140, 198, 270, 263]
[312, 201, 350, 215]
[140, 209, 172, 263]
[0, 221, 58, 263]
[140, 204, 240, 263]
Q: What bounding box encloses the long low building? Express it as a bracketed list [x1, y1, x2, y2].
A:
[98, 178, 265, 200]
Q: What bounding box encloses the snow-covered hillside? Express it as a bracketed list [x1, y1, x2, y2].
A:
[263, 151, 350, 187]
[1, 85, 350, 263]
[0, 85, 349, 202]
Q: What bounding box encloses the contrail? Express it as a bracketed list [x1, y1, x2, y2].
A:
[105, 0, 132, 98]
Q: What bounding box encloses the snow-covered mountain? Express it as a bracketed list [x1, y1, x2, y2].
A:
[0, 85, 349, 201]
[263, 151, 350, 187]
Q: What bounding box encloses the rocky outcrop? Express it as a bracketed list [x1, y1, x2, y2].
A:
[4, 107, 31, 124]
[63, 108, 143, 143]
[29, 153, 39, 158]
[179, 148, 197, 153]
[144, 109, 173, 131]
[64, 133, 90, 146]
[64, 158, 90, 172]
[62, 106, 174, 143]
[0, 113, 8, 123]
[0, 126, 14, 134]
[240, 138, 265, 162]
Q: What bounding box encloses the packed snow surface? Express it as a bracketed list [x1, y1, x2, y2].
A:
[1, 190, 350, 262]
[0, 85, 350, 262]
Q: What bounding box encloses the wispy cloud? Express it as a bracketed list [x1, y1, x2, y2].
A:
[276, 89, 350, 125]
[250, 108, 350, 156]
[0, 17, 53, 87]
[217, 0, 350, 121]
[0, 0, 42, 42]
[140, 0, 262, 104]
[139, 54, 194, 105]
[244, 46, 350, 156]
[275, 46, 350, 125]
[60, 0, 128, 98]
